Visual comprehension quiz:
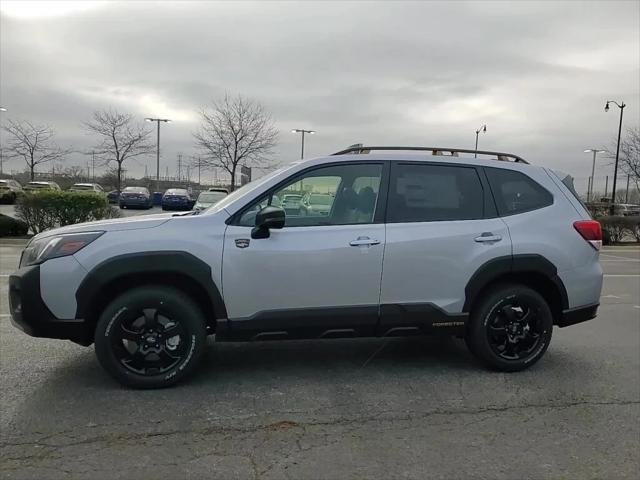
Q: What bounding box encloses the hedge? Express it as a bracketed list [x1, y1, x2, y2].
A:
[597, 215, 640, 244]
[0, 214, 28, 237]
[15, 191, 121, 234]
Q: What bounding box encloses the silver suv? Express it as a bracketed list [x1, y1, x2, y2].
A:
[8, 146, 603, 388]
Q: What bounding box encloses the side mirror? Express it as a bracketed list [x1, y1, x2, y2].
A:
[251, 205, 285, 239]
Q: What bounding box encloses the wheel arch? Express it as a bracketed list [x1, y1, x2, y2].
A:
[464, 254, 568, 324]
[75, 251, 226, 334]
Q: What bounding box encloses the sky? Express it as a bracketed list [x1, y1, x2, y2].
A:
[0, 0, 638, 193]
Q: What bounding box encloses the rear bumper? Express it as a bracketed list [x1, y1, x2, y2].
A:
[8, 265, 92, 345]
[120, 198, 151, 207]
[161, 202, 191, 210]
[557, 303, 599, 328]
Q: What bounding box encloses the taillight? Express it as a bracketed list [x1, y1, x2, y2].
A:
[574, 220, 602, 250]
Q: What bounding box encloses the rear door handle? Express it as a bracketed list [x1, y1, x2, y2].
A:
[350, 236, 381, 247]
[474, 233, 502, 243]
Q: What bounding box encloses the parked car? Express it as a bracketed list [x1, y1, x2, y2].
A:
[8, 145, 603, 388]
[0, 179, 23, 204]
[614, 203, 640, 216]
[23, 181, 61, 192]
[119, 186, 152, 209]
[106, 190, 120, 204]
[69, 183, 105, 193]
[299, 192, 333, 216]
[208, 187, 229, 193]
[162, 188, 195, 211]
[280, 193, 303, 215]
[193, 190, 228, 212]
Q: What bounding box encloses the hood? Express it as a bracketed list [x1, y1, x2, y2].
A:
[32, 213, 175, 240]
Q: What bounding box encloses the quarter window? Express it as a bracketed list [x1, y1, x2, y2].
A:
[387, 164, 484, 222]
[485, 167, 552, 216]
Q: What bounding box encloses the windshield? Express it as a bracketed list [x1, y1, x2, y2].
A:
[72, 185, 94, 190]
[123, 187, 147, 193]
[203, 165, 292, 214]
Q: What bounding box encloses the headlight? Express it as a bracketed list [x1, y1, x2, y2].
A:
[20, 231, 104, 267]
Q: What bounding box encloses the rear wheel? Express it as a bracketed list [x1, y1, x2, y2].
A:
[466, 284, 553, 372]
[94, 286, 207, 388]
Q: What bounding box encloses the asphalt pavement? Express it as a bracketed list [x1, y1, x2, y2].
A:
[0, 244, 638, 479]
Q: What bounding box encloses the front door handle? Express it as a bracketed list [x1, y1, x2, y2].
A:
[474, 232, 502, 243]
[350, 236, 381, 247]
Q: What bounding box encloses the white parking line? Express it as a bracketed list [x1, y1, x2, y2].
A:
[600, 254, 640, 262]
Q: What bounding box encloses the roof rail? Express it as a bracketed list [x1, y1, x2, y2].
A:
[331, 146, 529, 164]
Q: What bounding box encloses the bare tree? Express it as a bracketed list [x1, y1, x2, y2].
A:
[2, 120, 71, 180]
[193, 94, 278, 191]
[85, 109, 153, 191]
[618, 127, 640, 192]
[63, 165, 88, 182]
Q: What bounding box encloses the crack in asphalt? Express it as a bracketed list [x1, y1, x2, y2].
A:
[2, 398, 638, 462]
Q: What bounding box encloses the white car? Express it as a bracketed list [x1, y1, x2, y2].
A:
[69, 183, 105, 193]
[8, 145, 603, 388]
[193, 190, 228, 212]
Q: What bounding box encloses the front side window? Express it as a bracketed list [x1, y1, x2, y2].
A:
[237, 163, 383, 227]
[486, 167, 553, 216]
[387, 163, 484, 223]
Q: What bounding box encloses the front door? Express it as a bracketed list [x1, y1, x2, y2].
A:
[221, 162, 388, 340]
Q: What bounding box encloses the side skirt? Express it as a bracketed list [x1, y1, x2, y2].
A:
[216, 304, 467, 341]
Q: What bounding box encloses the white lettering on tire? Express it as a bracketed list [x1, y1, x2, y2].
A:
[105, 307, 127, 337]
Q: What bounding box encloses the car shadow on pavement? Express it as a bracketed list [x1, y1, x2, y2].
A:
[5, 335, 586, 441]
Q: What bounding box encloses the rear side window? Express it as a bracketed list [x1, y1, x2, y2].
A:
[387, 164, 484, 222]
[486, 168, 552, 216]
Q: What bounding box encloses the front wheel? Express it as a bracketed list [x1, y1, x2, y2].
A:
[94, 286, 207, 388]
[465, 284, 553, 372]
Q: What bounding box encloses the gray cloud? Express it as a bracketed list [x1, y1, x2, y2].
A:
[1, 0, 638, 192]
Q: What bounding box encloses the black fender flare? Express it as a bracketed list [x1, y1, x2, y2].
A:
[463, 254, 569, 313]
[75, 251, 227, 320]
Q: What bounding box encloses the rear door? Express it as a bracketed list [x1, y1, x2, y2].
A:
[379, 162, 512, 335]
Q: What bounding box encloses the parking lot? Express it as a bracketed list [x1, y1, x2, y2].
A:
[0, 244, 638, 479]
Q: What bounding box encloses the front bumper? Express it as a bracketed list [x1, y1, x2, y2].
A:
[557, 303, 599, 328]
[8, 265, 92, 345]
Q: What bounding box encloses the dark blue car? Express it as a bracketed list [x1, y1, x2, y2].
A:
[119, 186, 153, 209]
[161, 188, 194, 211]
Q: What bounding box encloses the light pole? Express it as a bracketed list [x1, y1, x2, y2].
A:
[584, 149, 605, 202]
[145, 117, 171, 192]
[291, 128, 315, 159]
[474, 124, 487, 158]
[604, 100, 625, 213]
[0, 108, 6, 174]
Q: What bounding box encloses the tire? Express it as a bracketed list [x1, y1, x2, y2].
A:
[94, 286, 207, 388]
[465, 284, 553, 372]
